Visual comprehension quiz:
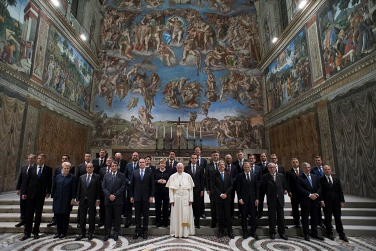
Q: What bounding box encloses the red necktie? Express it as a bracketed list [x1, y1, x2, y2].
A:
[106, 167, 110, 173]
[228, 165, 231, 173]
[170, 161, 173, 170]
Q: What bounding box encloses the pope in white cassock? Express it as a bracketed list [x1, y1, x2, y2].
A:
[166, 163, 195, 237]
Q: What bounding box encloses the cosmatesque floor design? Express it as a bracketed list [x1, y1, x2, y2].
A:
[0, 233, 375, 251]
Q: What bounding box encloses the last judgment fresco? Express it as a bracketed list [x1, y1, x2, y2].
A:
[93, 0, 264, 150]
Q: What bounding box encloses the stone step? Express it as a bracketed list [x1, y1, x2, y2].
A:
[1, 222, 375, 237]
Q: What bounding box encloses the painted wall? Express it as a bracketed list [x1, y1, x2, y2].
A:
[93, 0, 264, 150]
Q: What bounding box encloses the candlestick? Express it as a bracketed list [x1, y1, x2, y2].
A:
[156, 127, 158, 139]
[200, 127, 202, 139]
[186, 128, 189, 139]
[170, 127, 172, 138]
[193, 128, 195, 139]
[164, 127, 166, 138]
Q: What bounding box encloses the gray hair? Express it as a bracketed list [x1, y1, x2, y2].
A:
[225, 154, 232, 159]
[301, 162, 310, 168]
[176, 162, 184, 168]
[267, 163, 276, 168]
[62, 162, 72, 168]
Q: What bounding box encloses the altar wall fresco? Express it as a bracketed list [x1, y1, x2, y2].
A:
[93, 0, 265, 150]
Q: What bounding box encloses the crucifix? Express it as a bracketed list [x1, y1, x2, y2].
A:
[167, 117, 190, 151]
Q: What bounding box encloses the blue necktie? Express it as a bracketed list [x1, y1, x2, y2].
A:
[308, 174, 313, 187]
[319, 167, 323, 176]
[221, 172, 224, 182]
[37, 167, 41, 178]
[141, 169, 144, 181]
[215, 163, 218, 171]
[86, 175, 90, 187]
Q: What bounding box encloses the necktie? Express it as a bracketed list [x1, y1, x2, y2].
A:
[106, 167, 109, 173]
[221, 172, 224, 182]
[37, 166, 41, 178]
[112, 173, 116, 182]
[215, 163, 218, 171]
[273, 174, 276, 182]
[296, 169, 299, 176]
[198, 158, 201, 166]
[170, 161, 173, 170]
[141, 169, 144, 181]
[308, 174, 313, 187]
[246, 173, 250, 181]
[251, 165, 254, 174]
[240, 160, 243, 168]
[319, 167, 323, 176]
[26, 165, 30, 175]
[100, 159, 103, 166]
[228, 164, 231, 173]
[192, 165, 196, 176]
[328, 177, 333, 185]
[86, 174, 91, 187]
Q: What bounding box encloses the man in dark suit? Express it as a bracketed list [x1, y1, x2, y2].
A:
[311, 155, 325, 228]
[114, 152, 128, 173]
[102, 161, 126, 241]
[287, 158, 302, 228]
[48, 154, 76, 227]
[185, 154, 204, 229]
[131, 159, 155, 239]
[20, 154, 52, 241]
[237, 161, 259, 239]
[166, 151, 178, 174]
[262, 163, 289, 240]
[16, 154, 36, 227]
[298, 162, 324, 241]
[92, 149, 107, 169]
[124, 152, 139, 227]
[210, 160, 234, 239]
[233, 150, 246, 174]
[98, 158, 113, 228]
[75, 163, 101, 241]
[225, 154, 238, 218]
[206, 150, 220, 228]
[320, 165, 348, 242]
[256, 152, 269, 218]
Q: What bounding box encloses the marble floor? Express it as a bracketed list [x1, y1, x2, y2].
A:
[0, 233, 376, 251]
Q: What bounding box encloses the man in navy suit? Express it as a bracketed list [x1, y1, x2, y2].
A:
[102, 161, 126, 241]
[20, 154, 52, 241]
[185, 154, 204, 229]
[98, 158, 113, 228]
[194, 146, 207, 219]
[237, 161, 259, 239]
[114, 152, 128, 173]
[206, 150, 220, 228]
[92, 149, 107, 169]
[131, 159, 155, 239]
[16, 154, 36, 227]
[233, 151, 246, 174]
[225, 154, 238, 218]
[311, 156, 325, 228]
[48, 154, 75, 227]
[287, 158, 302, 228]
[256, 153, 269, 218]
[124, 152, 139, 227]
[166, 151, 178, 173]
[298, 162, 324, 241]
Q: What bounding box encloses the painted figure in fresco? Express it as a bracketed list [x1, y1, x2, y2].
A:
[159, 42, 176, 66]
[197, 22, 215, 51]
[127, 65, 141, 80]
[127, 97, 139, 110]
[153, 25, 163, 51]
[139, 20, 152, 52]
[205, 73, 218, 102]
[45, 58, 56, 87]
[167, 17, 184, 45]
[201, 100, 211, 117]
[138, 106, 154, 130]
[98, 73, 109, 98]
[182, 39, 202, 76]
[189, 112, 197, 130]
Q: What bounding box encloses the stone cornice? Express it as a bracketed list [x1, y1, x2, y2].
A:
[35, 0, 100, 69]
[0, 64, 93, 126]
[259, 0, 325, 71]
[264, 52, 376, 127]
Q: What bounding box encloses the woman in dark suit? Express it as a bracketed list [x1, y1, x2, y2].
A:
[51, 162, 76, 239]
[154, 159, 171, 227]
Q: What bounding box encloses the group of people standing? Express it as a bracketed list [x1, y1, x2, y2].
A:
[15, 147, 348, 243]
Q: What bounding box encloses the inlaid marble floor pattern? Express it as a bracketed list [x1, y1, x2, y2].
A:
[0, 233, 375, 251]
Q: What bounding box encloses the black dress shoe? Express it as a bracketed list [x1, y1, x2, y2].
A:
[33, 234, 40, 239]
[133, 233, 140, 239]
[53, 234, 61, 239]
[284, 225, 288, 229]
[15, 221, 25, 227]
[318, 223, 325, 228]
[47, 221, 57, 227]
[210, 223, 217, 228]
[339, 235, 349, 242]
[163, 224, 168, 228]
[201, 214, 206, 219]
[104, 235, 109, 241]
[142, 232, 148, 239]
[250, 233, 260, 240]
[77, 224, 81, 228]
[59, 234, 66, 239]
[124, 223, 131, 228]
[97, 222, 104, 228]
[228, 232, 234, 239]
[295, 225, 302, 229]
[312, 234, 325, 240]
[327, 234, 334, 241]
[218, 231, 224, 238]
[20, 234, 30, 241]
[196, 225, 200, 229]
[113, 235, 119, 241]
[304, 235, 310, 241]
[243, 233, 249, 239]
[280, 234, 288, 240]
[75, 235, 85, 241]
[88, 234, 94, 240]
[270, 234, 275, 240]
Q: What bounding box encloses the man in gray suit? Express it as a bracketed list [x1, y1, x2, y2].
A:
[102, 161, 126, 241]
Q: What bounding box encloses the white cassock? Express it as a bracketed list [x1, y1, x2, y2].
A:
[166, 171, 195, 237]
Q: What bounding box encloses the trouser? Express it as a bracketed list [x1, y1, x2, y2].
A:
[230, 189, 236, 217]
[24, 196, 45, 235]
[125, 190, 133, 224]
[79, 199, 96, 235]
[301, 201, 319, 236]
[216, 201, 232, 232]
[324, 201, 344, 236]
[268, 199, 285, 235]
[19, 195, 27, 221]
[291, 194, 301, 226]
[193, 193, 202, 225]
[155, 192, 169, 226]
[134, 200, 150, 233]
[56, 213, 70, 235]
[258, 189, 265, 217]
[201, 193, 205, 215]
[209, 194, 217, 225]
[99, 194, 105, 224]
[317, 203, 323, 225]
[104, 205, 122, 235]
[241, 201, 257, 234]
